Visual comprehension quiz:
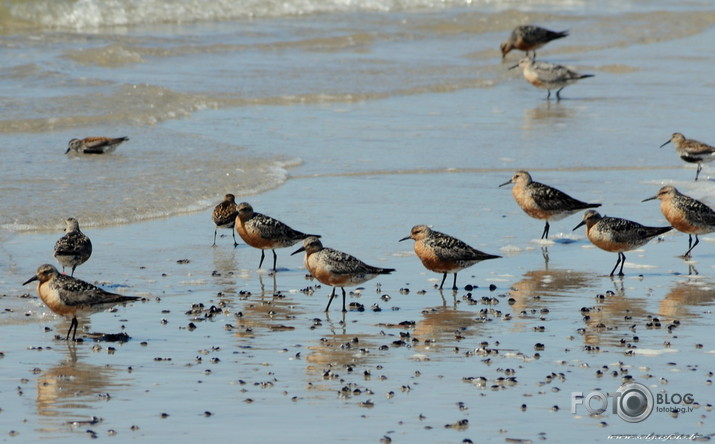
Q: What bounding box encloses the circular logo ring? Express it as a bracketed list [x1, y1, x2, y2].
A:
[616, 382, 654, 423]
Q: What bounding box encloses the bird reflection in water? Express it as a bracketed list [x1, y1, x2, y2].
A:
[36, 343, 127, 432]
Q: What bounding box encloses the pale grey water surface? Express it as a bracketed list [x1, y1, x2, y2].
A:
[1, 0, 715, 442]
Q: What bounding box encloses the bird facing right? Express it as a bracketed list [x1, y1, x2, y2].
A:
[500, 25, 569, 59]
[53, 217, 92, 277]
[23, 264, 141, 341]
[573, 210, 672, 277]
[510, 57, 594, 100]
[291, 237, 395, 312]
[660, 133, 715, 181]
[400, 225, 501, 291]
[500, 170, 601, 239]
[643, 185, 715, 257]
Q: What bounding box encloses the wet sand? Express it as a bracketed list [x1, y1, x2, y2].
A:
[1, 165, 715, 441]
[2, 6, 715, 442]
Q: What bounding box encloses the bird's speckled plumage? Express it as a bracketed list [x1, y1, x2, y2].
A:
[236, 202, 320, 271]
[500, 170, 601, 239]
[292, 237, 394, 312]
[400, 225, 500, 291]
[573, 210, 672, 276]
[212, 194, 239, 247]
[660, 133, 715, 181]
[500, 25, 569, 59]
[643, 185, 715, 256]
[22, 264, 140, 340]
[66, 136, 129, 154]
[53, 217, 92, 277]
[512, 58, 593, 100]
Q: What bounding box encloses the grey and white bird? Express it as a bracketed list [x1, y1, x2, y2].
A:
[510, 58, 593, 100]
[53, 217, 92, 277]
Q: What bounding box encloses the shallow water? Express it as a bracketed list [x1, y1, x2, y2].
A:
[1, 0, 715, 442]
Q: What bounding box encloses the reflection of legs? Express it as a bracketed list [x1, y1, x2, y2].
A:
[541, 246, 549, 266]
[688, 263, 699, 276]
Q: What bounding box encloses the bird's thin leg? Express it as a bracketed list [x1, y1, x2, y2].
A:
[451, 273, 458, 291]
[325, 287, 337, 312]
[70, 265, 76, 277]
[684, 234, 700, 257]
[232, 230, 238, 248]
[272, 250, 278, 272]
[341, 288, 347, 313]
[546, 90, 552, 100]
[213, 228, 218, 246]
[439, 273, 447, 290]
[67, 316, 78, 341]
[618, 253, 626, 276]
[556, 87, 564, 100]
[695, 164, 702, 181]
[258, 250, 266, 269]
[541, 221, 550, 239]
[609, 253, 622, 277]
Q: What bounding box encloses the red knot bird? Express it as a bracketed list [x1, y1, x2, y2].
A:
[660, 133, 715, 181]
[399, 225, 500, 291]
[22, 264, 140, 340]
[53, 217, 92, 277]
[291, 237, 395, 312]
[235, 202, 320, 271]
[573, 210, 672, 276]
[510, 58, 593, 100]
[500, 170, 601, 239]
[212, 194, 239, 247]
[66, 136, 129, 154]
[643, 186, 715, 257]
[500, 25, 569, 59]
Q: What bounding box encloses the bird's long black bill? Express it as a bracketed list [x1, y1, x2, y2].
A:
[290, 246, 305, 256]
[22, 275, 38, 285]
